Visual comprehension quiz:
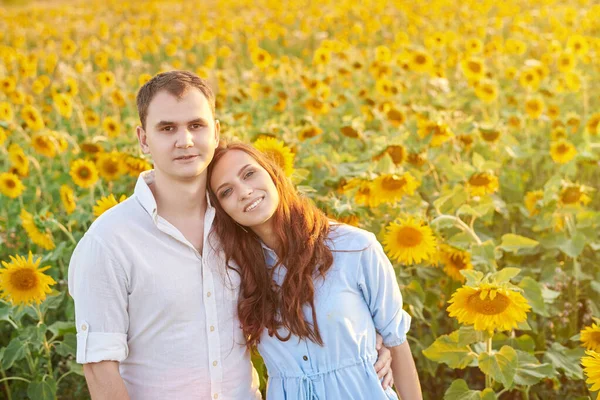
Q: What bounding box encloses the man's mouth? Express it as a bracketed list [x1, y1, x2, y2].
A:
[244, 197, 264, 212]
[175, 155, 198, 160]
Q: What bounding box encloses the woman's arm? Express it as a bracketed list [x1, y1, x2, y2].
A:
[390, 341, 422, 400]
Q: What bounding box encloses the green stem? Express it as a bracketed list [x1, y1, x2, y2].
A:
[0, 366, 13, 400]
[0, 376, 31, 385]
[486, 336, 493, 389]
[49, 219, 77, 245]
[3, 316, 19, 330]
[56, 370, 74, 387]
[431, 215, 482, 245]
[34, 304, 53, 377]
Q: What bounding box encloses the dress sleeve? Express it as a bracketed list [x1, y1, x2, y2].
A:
[67, 233, 129, 363]
[358, 233, 412, 347]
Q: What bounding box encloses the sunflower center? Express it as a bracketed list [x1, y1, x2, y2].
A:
[9, 269, 39, 291]
[469, 173, 490, 186]
[561, 187, 581, 204]
[467, 291, 510, 315]
[6, 179, 16, 188]
[449, 254, 467, 269]
[386, 146, 405, 164]
[556, 144, 569, 154]
[78, 167, 90, 178]
[395, 226, 423, 247]
[589, 331, 600, 344]
[104, 160, 119, 175]
[415, 54, 426, 65]
[468, 61, 482, 73]
[481, 131, 500, 142]
[381, 176, 406, 191]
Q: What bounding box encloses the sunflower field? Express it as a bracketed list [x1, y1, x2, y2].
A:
[1, 0, 600, 398]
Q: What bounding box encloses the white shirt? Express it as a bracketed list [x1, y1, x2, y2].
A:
[68, 170, 261, 400]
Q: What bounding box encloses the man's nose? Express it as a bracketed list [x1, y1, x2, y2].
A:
[176, 128, 194, 148]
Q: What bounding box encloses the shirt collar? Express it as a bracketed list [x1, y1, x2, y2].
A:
[134, 170, 214, 222]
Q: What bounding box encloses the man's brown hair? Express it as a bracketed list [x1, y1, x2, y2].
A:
[136, 70, 216, 129]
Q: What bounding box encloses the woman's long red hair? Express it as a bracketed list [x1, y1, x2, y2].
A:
[207, 141, 334, 348]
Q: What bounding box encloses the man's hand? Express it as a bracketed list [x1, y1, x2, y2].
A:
[374, 333, 394, 390]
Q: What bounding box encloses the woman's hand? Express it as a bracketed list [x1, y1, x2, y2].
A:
[374, 333, 394, 390]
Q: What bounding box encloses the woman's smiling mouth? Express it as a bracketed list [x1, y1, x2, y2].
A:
[244, 197, 264, 212]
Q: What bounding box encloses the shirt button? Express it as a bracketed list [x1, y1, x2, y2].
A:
[210, 326, 215, 332]
[81, 324, 87, 331]
[213, 360, 218, 366]
[213, 394, 218, 399]
[303, 355, 308, 361]
[207, 292, 211, 297]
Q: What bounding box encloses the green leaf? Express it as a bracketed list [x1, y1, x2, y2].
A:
[543, 342, 584, 380]
[500, 234, 539, 254]
[514, 350, 556, 386]
[423, 332, 476, 369]
[457, 326, 488, 347]
[403, 280, 425, 321]
[471, 240, 498, 272]
[478, 345, 518, 388]
[443, 379, 481, 400]
[54, 333, 77, 357]
[519, 277, 548, 317]
[68, 360, 84, 376]
[480, 388, 497, 400]
[27, 379, 57, 400]
[558, 232, 586, 258]
[493, 267, 521, 283]
[2, 337, 27, 370]
[494, 333, 536, 353]
[48, 321, 76, 337]
[461, 270, 485, 287]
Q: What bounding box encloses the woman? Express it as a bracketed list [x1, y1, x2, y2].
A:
[207, 141, 422, 400]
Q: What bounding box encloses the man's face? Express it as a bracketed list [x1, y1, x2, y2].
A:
[137, 88, 219, 181]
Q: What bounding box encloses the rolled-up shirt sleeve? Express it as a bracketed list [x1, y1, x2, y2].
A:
[68, 233, 129, 364]
[358, 233, 412, 348]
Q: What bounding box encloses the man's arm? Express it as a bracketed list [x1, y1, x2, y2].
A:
[83, 361, 130, 400]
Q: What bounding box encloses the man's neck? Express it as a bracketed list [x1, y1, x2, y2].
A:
[150, 170, 208, 220]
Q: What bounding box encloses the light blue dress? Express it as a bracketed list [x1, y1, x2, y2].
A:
[257, 224, 412, 400]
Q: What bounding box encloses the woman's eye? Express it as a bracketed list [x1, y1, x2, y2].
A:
[244, 170, 255, 179]
[220, 188, 231, 198]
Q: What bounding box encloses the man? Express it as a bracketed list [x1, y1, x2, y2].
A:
[68, 70, 392, 399]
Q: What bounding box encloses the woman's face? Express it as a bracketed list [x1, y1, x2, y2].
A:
[210, 149, 280, 231]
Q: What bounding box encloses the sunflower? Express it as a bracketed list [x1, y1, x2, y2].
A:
[102, 116, 121, 137]
[340, 125, 361, 138]
[52, 93, 73, 119]
[84, 109, 100, 127]
[439, 244, 473, 282]
[31, 133, 58, 158]
[96, 71, 116, 89]
[479, 127, 501, 143]
[0, 101, 14, 121]
[550, 140, 577, 164]
[567, 34, 589, 56]
[383, 216, 437, 265]
[250, 48, 272, 69]
[59, 184, 76, 215]
[407, 152, 427, 167]
[551, 127, 567, 141]
[524, 190, 544, 216]
[386, 108, 406, 126]
[373, 144, 406, 165]
[474, 79, 498, 103]
[409, 50, 433, 73]
[21, 105, 45, 131]
[525, 98, 544, 119]
[123, 155, 152, 177]
[20, 209, 55, 250]
[371, 173, 419, 206]
[0, 172, 25, 199]
[253, 137, 294, 176]
[298, 126, 323, 141]
[93, 194, 128, 218]
[457, 134, 474, 149]
[353, 180, 378, 208]
[582, 350, 600, 399]
[0, 252, 56, 305]
[467, 172, 499, 196]
[581, 324, 600, 352]
[418, 121, 453, 147]
[0, 127, 6, 146]
[70, 159, 99, 189]
[96, 151, 125, 181]
[313, 47, 331, 65]
[461, 57, 485, 81]
[557, 52, 576, 73]
[559, 185, 591, 207]
[447, 283, 531, 332]
[547, 105, 560, 120]
[519, 68, 541, 90]
[586, 113, 600, 136]
[8, 143, 29, 176]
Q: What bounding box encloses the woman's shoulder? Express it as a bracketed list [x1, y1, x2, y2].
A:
[327, 222, 378, 252]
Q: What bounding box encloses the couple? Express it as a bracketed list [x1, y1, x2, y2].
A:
[68, 70, 422, 400]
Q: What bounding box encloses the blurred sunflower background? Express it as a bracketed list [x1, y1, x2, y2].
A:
[1, 0, 599, 398]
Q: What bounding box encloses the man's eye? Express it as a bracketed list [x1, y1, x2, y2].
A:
[162, 126, 174, 132]
[191, 123, 202, 129]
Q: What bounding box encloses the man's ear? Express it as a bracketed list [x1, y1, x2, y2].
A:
[214, 119, 220, 147]
[136, 126, 150, 154]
